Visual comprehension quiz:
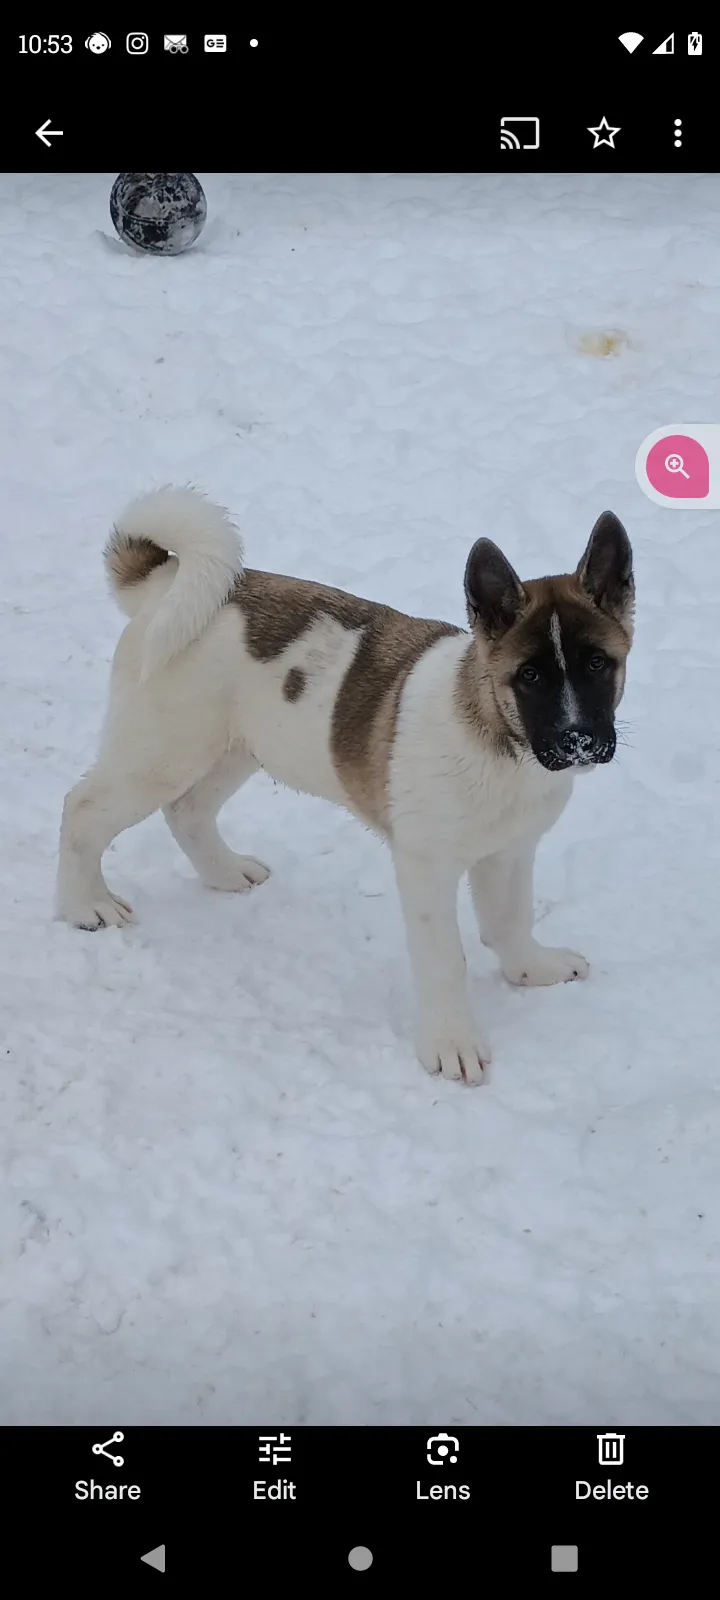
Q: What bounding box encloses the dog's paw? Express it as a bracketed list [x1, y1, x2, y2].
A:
[416, 1023, 490, 1086]
[60, 893, 135, 931]
[502, 944, 589, 986]
[204, 855, 271, 892]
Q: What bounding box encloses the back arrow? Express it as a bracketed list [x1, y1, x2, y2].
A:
[36, 118, 63, 147]
[140, 1545, 165, 1573]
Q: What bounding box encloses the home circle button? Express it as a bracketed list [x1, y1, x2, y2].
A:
[348, 1546, 373, 1570]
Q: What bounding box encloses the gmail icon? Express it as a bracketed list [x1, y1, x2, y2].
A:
[164, 34, 189, 53]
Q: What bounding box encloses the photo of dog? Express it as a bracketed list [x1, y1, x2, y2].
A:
[57, 488, 633, 1084]
[7, 165, 714, 1443]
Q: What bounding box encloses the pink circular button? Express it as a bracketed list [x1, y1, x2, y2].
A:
[646, 434, 709, 498]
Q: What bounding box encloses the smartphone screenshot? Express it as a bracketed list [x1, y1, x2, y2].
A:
[0, 20, 716, 1588]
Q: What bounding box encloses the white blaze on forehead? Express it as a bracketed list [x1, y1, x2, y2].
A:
[549, 610, 567, 671]
[549, 609, 582, 724]
[561, 679, 582, 722]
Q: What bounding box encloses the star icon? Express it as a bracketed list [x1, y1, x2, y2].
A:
[588, 116, 621, 149]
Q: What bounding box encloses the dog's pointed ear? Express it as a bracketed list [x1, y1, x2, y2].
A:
[576, 512, 634, 628]
[464, 539, 526, 638]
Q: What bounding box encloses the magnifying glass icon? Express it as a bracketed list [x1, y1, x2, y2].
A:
[665, 453, 690, 479]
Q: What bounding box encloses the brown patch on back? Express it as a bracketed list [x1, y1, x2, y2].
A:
[104, 528, 170, 592]
[283, 666, 306, 702]
[234, 568, 461, 830]
[332, 611, 460, 831]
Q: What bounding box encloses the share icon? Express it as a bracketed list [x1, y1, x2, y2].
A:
[92, 1430, 125, 1467]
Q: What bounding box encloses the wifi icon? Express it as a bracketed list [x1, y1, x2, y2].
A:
[619, 32, 644, 53]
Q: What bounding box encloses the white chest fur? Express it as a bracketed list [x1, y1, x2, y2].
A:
[389, 635, 573, 866]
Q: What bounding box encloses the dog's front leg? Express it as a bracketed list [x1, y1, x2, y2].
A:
[392, 849, 489, 1085]
[469, 844, 589, 986]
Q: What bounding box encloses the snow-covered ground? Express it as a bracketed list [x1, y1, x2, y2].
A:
[1, 172, 719, 1426]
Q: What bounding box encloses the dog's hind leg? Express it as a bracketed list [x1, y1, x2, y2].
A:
[57, 763, 187, 930]
[162, 745, 269, 892]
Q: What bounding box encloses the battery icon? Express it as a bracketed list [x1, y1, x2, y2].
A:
[688, 33, 702, 55]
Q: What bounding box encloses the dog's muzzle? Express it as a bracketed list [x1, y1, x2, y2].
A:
[535, 727, 616, 771]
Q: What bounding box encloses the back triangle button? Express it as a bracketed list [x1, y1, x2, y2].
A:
[141, 1545, 165, 1573]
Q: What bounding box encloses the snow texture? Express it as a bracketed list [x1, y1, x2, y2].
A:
[0, 172, 718, 1426]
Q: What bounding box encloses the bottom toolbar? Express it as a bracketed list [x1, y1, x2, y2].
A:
[3, 1425, 713, 1583]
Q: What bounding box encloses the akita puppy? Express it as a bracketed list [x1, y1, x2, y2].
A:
[57, 490, 634, 1085]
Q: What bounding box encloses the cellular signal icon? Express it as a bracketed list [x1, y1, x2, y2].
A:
[500, 117, 540, 151]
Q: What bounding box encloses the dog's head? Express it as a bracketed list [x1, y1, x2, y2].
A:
[464, 512, 634, 772]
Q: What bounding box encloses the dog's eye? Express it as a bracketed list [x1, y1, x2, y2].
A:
[588, 652, 607, 672]
[518, 664, 540, 683]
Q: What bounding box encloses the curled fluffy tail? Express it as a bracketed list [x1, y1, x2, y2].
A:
[104, 486, 244, 679]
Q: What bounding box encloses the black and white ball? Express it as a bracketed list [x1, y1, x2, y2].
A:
[110, 172, 207, 256]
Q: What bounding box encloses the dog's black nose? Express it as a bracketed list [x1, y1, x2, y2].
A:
[560, 727, 596, 756]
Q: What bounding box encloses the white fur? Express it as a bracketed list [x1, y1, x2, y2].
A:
[386, 638, 580, 1077]
[549, 610, 566, 671]
[549, 609, 582, 726]
[57, 490, 589, 1086]
[233, 612, 367, 810]
[113, 487, 245, 680]
[560, 682, 582, 725]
